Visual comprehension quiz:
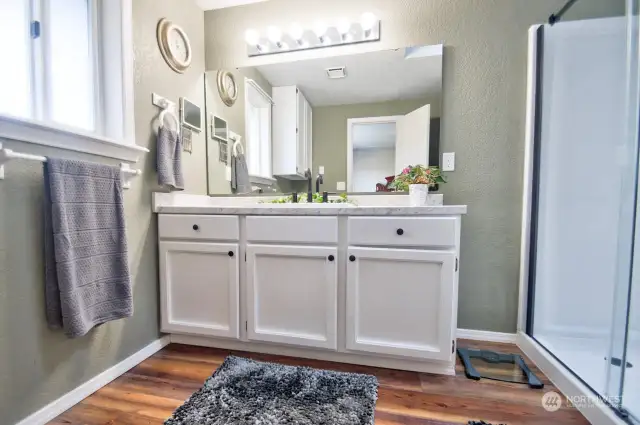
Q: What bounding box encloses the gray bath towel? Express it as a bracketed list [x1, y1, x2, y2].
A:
[44, 158, 133, 338]
[157, 125, 184, 190]
[231, 153, 251, 193]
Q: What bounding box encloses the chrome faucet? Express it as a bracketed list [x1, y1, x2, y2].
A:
[315, 172, 324, 194]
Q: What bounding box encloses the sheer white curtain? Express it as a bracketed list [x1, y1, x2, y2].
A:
[245, 80, 272, 178]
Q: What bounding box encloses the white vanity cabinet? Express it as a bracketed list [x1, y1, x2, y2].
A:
[346, 216, 459, 362]
[346, 248, 456, 361]
[245, 216, 338, 350]
[272, 85, 312, 179]
[158, 215, 240, 338]
[246, 244, 338, 349]
[156, 210, 464, 376]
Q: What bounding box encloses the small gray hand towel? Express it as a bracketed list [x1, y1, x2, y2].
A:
[44, 158, 133, 338]
[231, 153, 251, 193]
[157, 125, 184, 191]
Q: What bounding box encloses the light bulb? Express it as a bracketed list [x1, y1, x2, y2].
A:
[360, 12, 378, 31]
[244, 29, 260, 46]
[336, 18, 351, 35]
[313, 21, 328, 37]
[267, 26, 282, 43]
[289, 23, 304, 41]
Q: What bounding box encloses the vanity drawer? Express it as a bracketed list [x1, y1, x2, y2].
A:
[247, 216, 338, 244]
[158, 214, 239, 241]
[348, 217, 457, 248]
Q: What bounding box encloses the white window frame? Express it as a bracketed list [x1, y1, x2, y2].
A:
[0, 0, 146, 163]
[244, 78, 275, 183]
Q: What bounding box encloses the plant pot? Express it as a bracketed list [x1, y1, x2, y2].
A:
[409, 184, 429, 206]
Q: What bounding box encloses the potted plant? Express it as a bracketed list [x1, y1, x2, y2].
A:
[388, 165, 446, 206]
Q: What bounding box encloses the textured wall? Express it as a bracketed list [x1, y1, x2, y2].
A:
[204, 0, 624, 332]
[0, 1, 205, 423]
[312, 98, 437, 192]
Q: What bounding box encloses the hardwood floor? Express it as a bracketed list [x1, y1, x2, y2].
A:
[47, 340, 589, 425]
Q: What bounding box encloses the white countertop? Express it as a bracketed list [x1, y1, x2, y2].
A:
[153, 193, 467, 216]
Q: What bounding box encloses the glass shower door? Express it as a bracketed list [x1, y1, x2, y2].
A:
[527, 2, 640, 421]
[528, 14, 630, 402]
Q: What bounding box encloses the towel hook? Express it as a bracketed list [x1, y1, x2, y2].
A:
[157, 98, 179, 131]
[232, 137, 244, 156]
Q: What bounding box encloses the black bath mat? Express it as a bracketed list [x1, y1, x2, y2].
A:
[165, 355, 379, 425]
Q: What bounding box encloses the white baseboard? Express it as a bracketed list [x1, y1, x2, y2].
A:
[170, 334, 456, 376]
[516, 332, 627, 425]
[456, 328, 518, 344]
[16, 335, 171, 425]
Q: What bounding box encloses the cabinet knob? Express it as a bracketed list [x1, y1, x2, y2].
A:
[228, 251, 234, 257]
[396, 228, 404, 235]
[349, 255, 356, 262]
[192, 224, 199, 231]
[328, 255, 335, 261]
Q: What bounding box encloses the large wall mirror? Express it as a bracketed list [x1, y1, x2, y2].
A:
[204, 44, 443, 195]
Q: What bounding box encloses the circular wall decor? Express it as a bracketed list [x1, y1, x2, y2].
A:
[217, 70, 238, 107]
[157, 18, 192, 73]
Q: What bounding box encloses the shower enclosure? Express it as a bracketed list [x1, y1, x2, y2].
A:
[524, 1, 639, 423]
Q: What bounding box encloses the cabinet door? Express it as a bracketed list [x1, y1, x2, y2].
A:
[346, 247, 456, 361]
[296, 89, 307, 174]
[159, 241, 239, 338]
[246, 244, 337, 349]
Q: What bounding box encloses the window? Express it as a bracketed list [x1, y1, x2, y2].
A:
[0, 0, 137, 158]
[245, 79, 273, 179]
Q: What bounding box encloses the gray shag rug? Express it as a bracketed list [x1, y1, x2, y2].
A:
[165, 355, 378, 425]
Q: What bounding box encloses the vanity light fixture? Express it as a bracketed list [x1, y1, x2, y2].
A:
[336, 18, 352, 41]
[245, 28, 267, 52]
[267, 26, 287, 50]
[361, 12, 378, 39]
[313, 21, 329, 45]
[289, 23, 305, 47]
[245, 13, 381, 57]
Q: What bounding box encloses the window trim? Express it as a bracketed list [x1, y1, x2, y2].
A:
[0, 0, 146, 163]
[0, 113, 147, 162]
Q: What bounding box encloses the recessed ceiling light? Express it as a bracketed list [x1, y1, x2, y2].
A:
[326, 66, 347, 79]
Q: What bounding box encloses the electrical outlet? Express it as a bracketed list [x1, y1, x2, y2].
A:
[319, 165, 325, 175]
[442, 152, 455, 171]
[337, 181, 346, 191]
[225, 166, 232, 181]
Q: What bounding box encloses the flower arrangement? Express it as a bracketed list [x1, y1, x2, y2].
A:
[388, 165, 446, 192]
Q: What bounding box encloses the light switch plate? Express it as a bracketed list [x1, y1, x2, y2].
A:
[442, 152, 455, 171]
[319, 165, 325, 175]
[225, 166, 232, 181]
[337, 181, 346, 191]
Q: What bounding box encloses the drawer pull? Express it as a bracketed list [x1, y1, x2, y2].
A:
[192, 224, 199, 231]
[349, 255, 356, 262]
[228, 251, 234, 257]
[328, 255, 335, 261]
[396, 228, 404, 235]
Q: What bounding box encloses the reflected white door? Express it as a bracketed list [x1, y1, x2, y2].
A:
[395, 104, 430, 172]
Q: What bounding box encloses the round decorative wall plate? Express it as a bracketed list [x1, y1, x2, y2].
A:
[217, 70, 238, 107]
[157, 18, 192, 73]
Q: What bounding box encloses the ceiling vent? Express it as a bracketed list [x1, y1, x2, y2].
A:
[326, 66, 347, 79]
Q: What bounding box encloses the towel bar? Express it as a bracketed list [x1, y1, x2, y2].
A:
[0, 142, 142, 189]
